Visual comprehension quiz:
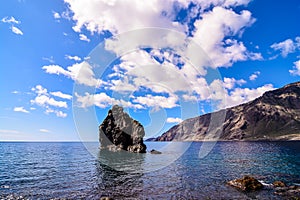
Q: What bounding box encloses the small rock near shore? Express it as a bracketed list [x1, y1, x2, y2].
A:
[273, 180, 286, 187]
[227, 175, 263, 191]
[150, 149, 162, 154]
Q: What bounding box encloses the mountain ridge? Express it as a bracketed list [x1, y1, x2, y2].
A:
[151, 81, 300, 141]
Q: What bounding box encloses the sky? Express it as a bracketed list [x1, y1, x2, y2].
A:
[1, 0, 300, 141]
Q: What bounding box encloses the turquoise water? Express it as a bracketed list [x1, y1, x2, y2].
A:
[0, 141, 299, 199]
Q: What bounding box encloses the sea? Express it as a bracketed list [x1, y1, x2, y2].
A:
[0, 141, 299, 199]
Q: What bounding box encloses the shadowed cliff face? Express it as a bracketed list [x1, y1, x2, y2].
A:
[99, 105, 147, 153]
[155, 81, 300, 141]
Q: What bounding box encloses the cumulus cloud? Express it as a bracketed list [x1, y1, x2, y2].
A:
[271, 39, 296, 57]
[79, 34, 90, 42]
[13, 107, 29, 113]
[42, 62, 102, 87]
[30, 85, 70, 118]
[64, 0, 182, 34]
[225, 84, 275, 108]
[64, 0, 260, 68]
[192, 7, 260, 67]
[223, 77, 246, 89]
[75, 92, 143, 109]
[11, 26, 23, 35]
[249, 71, 260, 81]
[50, 91, 72, 100]
[46, 0, 272, 112]
[1, 16, 20, 24]
[289, 60, 300, 76]
[166, 117, 183, 123]
[65, 55, 81, 61]
[45, 108, 67, 118]
[75, 91, 179, 110]
[270, 36, 300, 57]
[133, 94, 178, 109]
[53, 11, 61, 19]
[1, 16, 24, 35]
[31, 93, 67, 108]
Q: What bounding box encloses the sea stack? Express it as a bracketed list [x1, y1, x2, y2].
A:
[99, 105, 147, 153]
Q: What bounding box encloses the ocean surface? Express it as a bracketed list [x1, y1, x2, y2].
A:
[0, 141, 299, 199]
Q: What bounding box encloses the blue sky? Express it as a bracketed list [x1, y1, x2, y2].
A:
[1, 0, 300, 141]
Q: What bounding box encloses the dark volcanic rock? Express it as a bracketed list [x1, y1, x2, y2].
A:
[99, 105, 146, 153]
[150, 149, 162, 154]
[227, 176, 263, 191]
[155, 81, 300, 141]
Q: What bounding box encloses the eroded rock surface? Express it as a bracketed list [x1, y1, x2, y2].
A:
[227, 176, 263, 191]
[99, 105, 146, 153]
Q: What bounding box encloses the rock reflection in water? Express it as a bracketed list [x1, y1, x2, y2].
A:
[95, 149, 145, 199]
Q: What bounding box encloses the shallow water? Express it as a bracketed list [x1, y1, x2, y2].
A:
[0, 141, 299, 199]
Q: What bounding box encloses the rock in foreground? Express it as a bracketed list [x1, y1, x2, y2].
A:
[99, 105, 147, 153]
[227, 176, 263, 191]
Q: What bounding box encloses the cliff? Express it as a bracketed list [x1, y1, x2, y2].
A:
[154, 81, 300, 141]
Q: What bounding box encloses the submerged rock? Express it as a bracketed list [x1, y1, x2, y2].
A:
[99, 105, 147, 153]
[227, 176, 263, 191]
[150, 149, 162, 154]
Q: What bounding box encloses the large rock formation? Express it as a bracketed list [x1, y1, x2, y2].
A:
[154, 81, 300, 141]
[99, 105, 147, 153]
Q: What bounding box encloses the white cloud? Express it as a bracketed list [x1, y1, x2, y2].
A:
[1, 16, 20, 24]
[64, 0, 182, 34]
[31, 94, 67, 108]
[107, 50, 208, 98]
[42, 62, 102, 87]
[39, 129, 51, 133]
[79, 34, 90, 42]
[31, 84, 48, 95]
[75, 92, 143, 109]
[56, 0, 271, 112]
[249, 71, 260, 81]
[223, 77, 246, 89]
[11, 26, 23, 35]
[133, 94, 178, 109]
[45, 108, 67, 118]
[53, 11, 61, 19]
[49, 0, 260, 71]
[289, 60, 300, 76]
[166, 117, 183, 123]
[42, 64, 67, 75]
[270, 37, 300, 57]
[192, 7, 258, 67]
[225, 84, 275, 108]
[65, 55, 81, 61]
[192, 0, 251, 10]
[12, 90, 19, 94]
[13, 107, 29, 113]
[50, 91, 72, 100]
[30, 85, 69, 118]
[204, 79, 275, 109]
